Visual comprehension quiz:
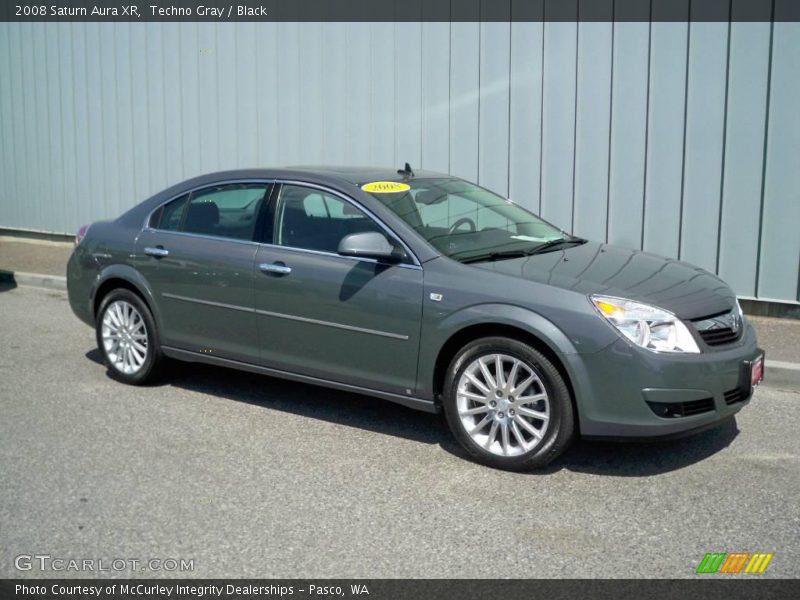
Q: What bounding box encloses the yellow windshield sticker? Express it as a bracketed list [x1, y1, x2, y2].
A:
[361, 181, 411, 194]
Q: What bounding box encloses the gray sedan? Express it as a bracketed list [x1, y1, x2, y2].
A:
[67, 165, 763, 470]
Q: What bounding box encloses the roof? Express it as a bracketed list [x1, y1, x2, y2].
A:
[117, 165, 450, 264]
[284, 165, 450, 185]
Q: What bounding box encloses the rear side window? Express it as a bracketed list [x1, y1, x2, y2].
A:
[185, 185, 267, 240]
[150, 184, 268, 241]
[150, 194, 189, 230]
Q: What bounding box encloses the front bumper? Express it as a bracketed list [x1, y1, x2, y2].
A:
[566, 321, 762, 439]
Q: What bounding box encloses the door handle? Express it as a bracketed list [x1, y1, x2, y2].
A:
[144, 246, 169, 258]
[259, 262, 292, 275]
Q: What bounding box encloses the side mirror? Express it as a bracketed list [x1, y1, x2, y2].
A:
[338, 231, 404, 263]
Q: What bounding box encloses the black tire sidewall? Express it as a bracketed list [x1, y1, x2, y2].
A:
[95, 289, 161, 385]
[443, 337, 574, 471]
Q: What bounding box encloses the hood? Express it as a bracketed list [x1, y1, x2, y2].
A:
[470, 241, 736, 320]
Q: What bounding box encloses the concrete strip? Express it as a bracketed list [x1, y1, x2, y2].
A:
[0, 271, 67, 291]
[763, 360, 800, 392]
[0, 235, 73, 248]
[0, 238, 71, 276]
[765, 359, 800, 371]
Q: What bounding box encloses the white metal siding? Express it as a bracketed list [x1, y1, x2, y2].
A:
[0, 13, 797, 302]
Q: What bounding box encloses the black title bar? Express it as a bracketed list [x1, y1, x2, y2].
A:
[3, 579, 800, 600]
[2, 0, 799, 22]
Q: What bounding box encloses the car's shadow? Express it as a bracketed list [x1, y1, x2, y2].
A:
[86, 349, 740, 477]
[0, 270, 19, 292]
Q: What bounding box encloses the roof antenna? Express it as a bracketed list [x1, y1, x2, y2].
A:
[397, 162, 415, 178]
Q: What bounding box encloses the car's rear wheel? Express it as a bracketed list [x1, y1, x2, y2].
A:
[442, 337, 574, 471]
[96, 288, 163, 384]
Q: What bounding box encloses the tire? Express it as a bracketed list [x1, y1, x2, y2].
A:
[442, 337, 574, 471]
[95, 288, 164, 385]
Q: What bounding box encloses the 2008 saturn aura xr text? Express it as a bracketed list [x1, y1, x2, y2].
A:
[67, 166, 764, 470]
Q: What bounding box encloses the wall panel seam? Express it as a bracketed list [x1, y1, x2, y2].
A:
[755, 1, 776, 296]
[715, 1, 733, 274]
[640, 0, 653, 251]
[604, 2, 616, 244]
[537, 16, 545, 214]
[677, 5, 692, 260]
[570, 3, 579, 233]
[506, 6, 512, 195]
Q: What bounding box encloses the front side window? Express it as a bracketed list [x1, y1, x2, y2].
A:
[274, 185, 384, 254]
[364, 178, 568, 262]
[151, 184, 268, 241]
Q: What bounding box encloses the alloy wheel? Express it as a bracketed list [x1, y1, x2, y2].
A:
[456, 353, 550, 457]
[101, 300, 149, 375]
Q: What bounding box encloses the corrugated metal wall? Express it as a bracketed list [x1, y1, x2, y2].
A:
[0, 6, 798, 302]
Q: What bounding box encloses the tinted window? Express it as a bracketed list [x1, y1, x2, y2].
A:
[416, 193, 510, 231]
[183, 184, 268, 241]
[366, 178, 563, 261]
[151, 194, 189, 231]
[275, 185, 383, 254]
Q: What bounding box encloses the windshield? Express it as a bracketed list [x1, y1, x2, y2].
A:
[364, 178, 567, 262]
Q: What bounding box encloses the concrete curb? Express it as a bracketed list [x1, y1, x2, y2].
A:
[764, 360, 800, 392]
[0, 270, 67, 291]
[0, 235, 73, 248]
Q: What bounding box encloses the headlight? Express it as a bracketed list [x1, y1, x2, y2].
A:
[590, 295, 700, 354]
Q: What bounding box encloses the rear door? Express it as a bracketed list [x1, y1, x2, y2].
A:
[134, 182, 273, 363]
[253, 183, 424, 396]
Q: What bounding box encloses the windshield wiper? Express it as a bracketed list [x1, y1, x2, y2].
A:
[458, 250, 531, 264]
[527, 237, 587, 255]
[456, 237, 588, 264]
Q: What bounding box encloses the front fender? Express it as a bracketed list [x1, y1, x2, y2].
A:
[417, 302, 580, 401]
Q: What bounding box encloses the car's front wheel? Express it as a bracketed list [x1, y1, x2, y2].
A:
[96, 288, 163, 384]
[442, 337, 574, 471]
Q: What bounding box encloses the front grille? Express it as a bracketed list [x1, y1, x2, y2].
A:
[724, 387, 748, 405]
[691, 310, 743, 347]
[646, 397, 715, 419]
[698, 327, 741, 346]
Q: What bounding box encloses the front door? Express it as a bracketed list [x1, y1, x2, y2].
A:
[253, 183, 424, 396]
[134, 182, 272, 363]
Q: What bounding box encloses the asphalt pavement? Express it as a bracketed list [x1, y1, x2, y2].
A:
[1, 285, 798, 579]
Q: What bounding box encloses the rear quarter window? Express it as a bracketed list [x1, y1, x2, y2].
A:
[150, 194, 189, 230]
